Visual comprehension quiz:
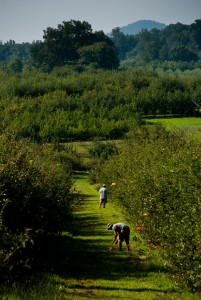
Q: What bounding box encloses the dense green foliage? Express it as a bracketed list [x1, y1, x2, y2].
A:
[0, 40, 31, 66]
[112, 19, 201, 62]
[0, 68, 200, 142]
[0, 26, 201, 291]
[88, 141, 119, 160]
[0, 133, 78, 275]
[1, 19, 201, 72]
[30, 20, 119, 71]
[93, 127, 201, 291]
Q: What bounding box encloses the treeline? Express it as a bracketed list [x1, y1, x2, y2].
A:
[0, 68, 200, 142]
[0, 19, 201, 72]
[112, 19, 201, 62]
[92, 127, 201, 292]
[0, 20, 119, 72]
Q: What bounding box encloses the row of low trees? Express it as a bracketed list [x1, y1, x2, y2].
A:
[0, 68, 200, 142]
[91, 127, 201, 292]
[0, 19, 201, 72]
[0, 132, 81, 278]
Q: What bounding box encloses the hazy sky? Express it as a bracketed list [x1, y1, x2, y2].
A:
[0, 0, 201, 43]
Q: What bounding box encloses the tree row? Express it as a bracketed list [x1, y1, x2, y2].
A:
[0, 69, 200, 142]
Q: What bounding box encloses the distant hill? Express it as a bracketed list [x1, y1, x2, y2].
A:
[108, 20, 167, 35]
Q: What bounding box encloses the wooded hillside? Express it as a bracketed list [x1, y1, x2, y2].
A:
[0, 19, 201, 72]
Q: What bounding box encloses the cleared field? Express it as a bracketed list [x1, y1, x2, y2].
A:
[146, 117, 201, 136]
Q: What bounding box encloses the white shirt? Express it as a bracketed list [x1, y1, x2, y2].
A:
[99, 187, 108, 199]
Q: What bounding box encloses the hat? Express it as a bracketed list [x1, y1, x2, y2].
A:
[103, 184, 106, 187]
[107, 223, 113, 230]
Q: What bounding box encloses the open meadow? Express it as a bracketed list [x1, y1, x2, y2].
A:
[145, 117, 201, 137]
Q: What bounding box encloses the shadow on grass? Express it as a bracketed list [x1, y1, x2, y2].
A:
[59, 283, 177, 294]
[30, 181, 170, 286]
[27, 231, 177, 298]
[73, 170, 89, 179]
[1, 175, 199, 299]
[1, 170, 175, 297]
[33, 211, 170, 286]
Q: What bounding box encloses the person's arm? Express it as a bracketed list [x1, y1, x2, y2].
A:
[111, 230, 118, 244]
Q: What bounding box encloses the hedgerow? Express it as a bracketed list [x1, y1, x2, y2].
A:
[94, 127, 201, 291]
[0, 132, 78, 276]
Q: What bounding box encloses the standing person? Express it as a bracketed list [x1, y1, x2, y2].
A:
[107, 222, 130, 251]
[99, 184, 108, 208]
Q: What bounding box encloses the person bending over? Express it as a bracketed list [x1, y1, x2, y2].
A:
[107, 222, 130, 251]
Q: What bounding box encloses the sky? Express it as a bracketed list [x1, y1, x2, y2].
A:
[0, 0, 201, 43]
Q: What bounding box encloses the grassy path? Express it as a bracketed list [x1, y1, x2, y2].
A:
[1, 171, 200, 299]
[55, 171, 198, 300]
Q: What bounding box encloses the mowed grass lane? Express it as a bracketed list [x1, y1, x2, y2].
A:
[57, 171, 199, 300]
[146, 117, 201, 137]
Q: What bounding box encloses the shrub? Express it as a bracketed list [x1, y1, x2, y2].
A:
[88, 140, 119, 184]
[94, 127, 201, 291]
[0, 132, 77, 273]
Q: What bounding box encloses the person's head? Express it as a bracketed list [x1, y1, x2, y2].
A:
[103, 184, 106, 187]
[107, 223, 113, 230]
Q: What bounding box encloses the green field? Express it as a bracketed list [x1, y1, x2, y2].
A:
[146, 117, 201, 135]
[68, 117, 201, 160]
